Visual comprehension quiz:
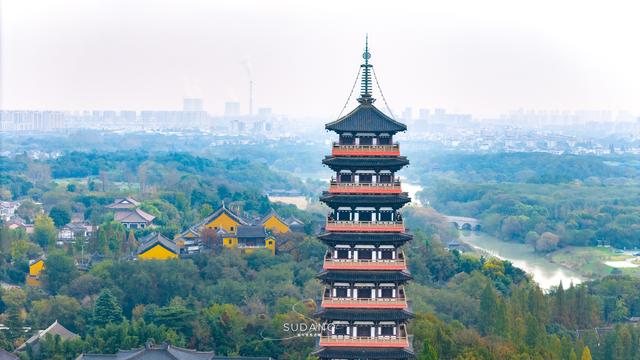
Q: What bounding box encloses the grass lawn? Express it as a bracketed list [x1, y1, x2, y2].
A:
[549, 246, 640, 278]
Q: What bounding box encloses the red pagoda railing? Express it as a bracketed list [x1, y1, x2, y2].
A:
[332, 143, 400, 156]
[325, 220, 404, 233]
[328, 180, 402, 194]
[319, 335, 409, 348]
[321, 296, 408, 309]
[323, 252, 407, 270]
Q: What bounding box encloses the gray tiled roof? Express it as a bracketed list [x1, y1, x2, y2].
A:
[75, 344, 273, 360]
[316, 308, 414, 321]
[136, 233, 178, 255]
[236, 225, 267, 239]
[195, 203, 249, 228]
[325, 104, 407, 133]
[317, 270, 412, 282]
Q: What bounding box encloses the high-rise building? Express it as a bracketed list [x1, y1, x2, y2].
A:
[314, 38, 415, 360]
[402, 107, 412, 121]
[183, 98, 203, 112]
[224, 102, 241, 117]
[418, 108, 430, 120]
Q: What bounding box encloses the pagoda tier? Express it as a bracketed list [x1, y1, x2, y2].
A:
[323, 248, 407, 271]
[315, 37, 415, 360]
[323, 156, 409, 173]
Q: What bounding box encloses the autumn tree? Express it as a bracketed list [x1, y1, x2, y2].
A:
[33, 214, 57, 249]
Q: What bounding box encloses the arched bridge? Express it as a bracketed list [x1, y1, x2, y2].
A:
[444, 216, 482, 231]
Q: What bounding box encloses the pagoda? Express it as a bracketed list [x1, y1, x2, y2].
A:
[314, 37, 415, 360]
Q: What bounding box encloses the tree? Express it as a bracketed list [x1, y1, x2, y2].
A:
[16, 200, 42, 223]
[93, 289, 123, 326]
[49, 206, 71, 227]
[581, 346, 592, 360]
[479, 283, 498, 336]
[33, 215, 57, 249]
[29, 296, 81, 331]
[418, 341, 438, 360]
[41, 253, 79, 295]
[535, 232, 560, 252]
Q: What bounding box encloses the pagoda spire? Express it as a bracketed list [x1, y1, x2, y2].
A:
[358, 34, 375, 105]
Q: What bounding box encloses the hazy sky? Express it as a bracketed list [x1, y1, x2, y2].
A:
[2, 0, 639, 118]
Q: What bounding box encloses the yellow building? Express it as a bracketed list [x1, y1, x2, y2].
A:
[137, 233, 179, 260]
[27, 256, 45, 286]
[222, 225, 277, 255]
[260, 209, 291, 233]
[198, 203, 248, 234]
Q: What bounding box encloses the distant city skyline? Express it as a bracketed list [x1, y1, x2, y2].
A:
[2, 0, 640, 118]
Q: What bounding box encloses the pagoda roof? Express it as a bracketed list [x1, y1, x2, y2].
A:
[325, 104, 407, 134]
[320, 192, 410, 208]
[314, 347, 415, 359]
[316, 308, 414, 321]
[317, 270, 412, 282]
[318, 232, 412, 246]
[323, 156, 409, 172]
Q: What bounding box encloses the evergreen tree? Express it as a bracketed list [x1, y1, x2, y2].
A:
[418, 340, 438, 360]
[524, 313, 543, 349]
[495, 298, 509, 338]
[580, 346, 592, 360]
[569, 349, 577, 360]
[93, 289, 123, 326]
[479, 283, 498, 336]
[49, 206, 71, 228]
[552, 282, 568, 326]
[41, 253, 79, 295]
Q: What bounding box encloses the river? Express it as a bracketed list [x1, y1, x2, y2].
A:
[460, 231, 583, 290]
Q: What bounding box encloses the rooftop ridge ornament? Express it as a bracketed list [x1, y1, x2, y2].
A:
[358, 34, 375, 105]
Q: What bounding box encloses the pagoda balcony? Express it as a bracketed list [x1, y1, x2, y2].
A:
[326, 220, 405, 233]
[319, 335, 409, 348]
[328, 179, 402, 194]
[322, 296, 408, 309]
[332, 143, 400, 156]
[323, 252, 407, 270]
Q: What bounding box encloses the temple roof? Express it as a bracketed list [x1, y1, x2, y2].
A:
[105, 197, 140, 209]
[196, 203, 249, 228]
[16, 320, 79, 352]
[325, 104, 407, 133]
[314, 347, 415, 359]
[114, 208, 155, 224]
[259, 208, 288, 226]
[236, 225, 267, 239]
[316, 308, 414, 321]
[76, 343, 273, 359]
[317, 270, 412, 282]
[137, 233, 178, 255]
